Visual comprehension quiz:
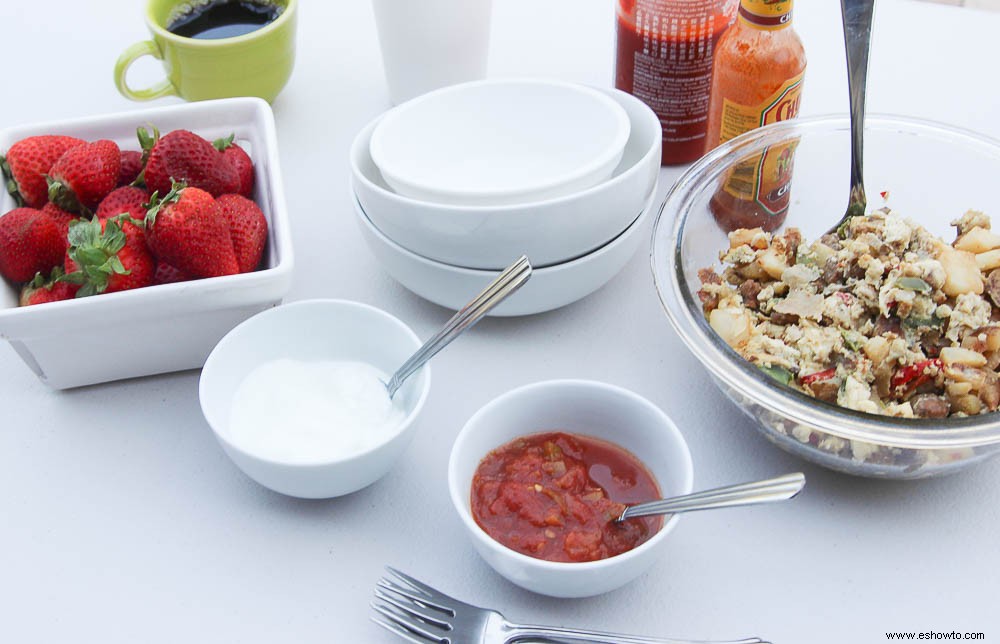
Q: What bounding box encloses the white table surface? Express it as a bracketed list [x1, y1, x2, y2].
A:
[2, 1, 999, 642]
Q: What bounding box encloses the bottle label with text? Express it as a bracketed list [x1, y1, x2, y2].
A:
[739, 0, 793, 30]
[719, 71, 803, 217]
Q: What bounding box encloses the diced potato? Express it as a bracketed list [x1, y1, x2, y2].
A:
[976, 249, 1000, 272]
[952, 394, 983, 416]
[939, 246, 984, 296]
[940, 346, 988, 368]
[982, 327, 1000, 352]
[735, 261, 770, 281]
[961, 326, 1000, 353]
[728, 227, 766, 249]
[757, 245, 788, 280]
[944, 363, 988, 389]
[955, 226, 1000, 253]
[709, 307, 753, 348]
[946, 382, 973, 397]
[982, 377, 1000, 411]
[864, 336, 890, 365]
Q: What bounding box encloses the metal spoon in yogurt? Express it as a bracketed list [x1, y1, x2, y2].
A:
[383, 255, 532, 398]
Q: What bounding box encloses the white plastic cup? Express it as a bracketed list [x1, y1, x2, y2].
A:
[372, 0, 493, 105]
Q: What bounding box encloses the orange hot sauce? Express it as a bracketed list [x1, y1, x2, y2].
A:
[705, 0, 806, 232]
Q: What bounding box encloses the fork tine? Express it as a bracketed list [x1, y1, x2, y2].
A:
[370, 614, 438, 644]
[374, 588, 452, 627]
[371, 600, 449, 643]
[377, 578, 452, 614]
[385, 566, 461, 607]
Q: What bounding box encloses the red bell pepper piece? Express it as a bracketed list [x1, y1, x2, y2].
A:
[800, 368, 836, 386]
[890, 358, 941, 391]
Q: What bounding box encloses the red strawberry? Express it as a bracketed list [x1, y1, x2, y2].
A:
[62, 216, 154, 296]
[217, 194, 267, 273]
[118, 150, 144, 186]
[152, 261, 192, 285]
[47, 140, 121, 214]
[0, 207, 65, 283]
[141, 128, 239, 198]
[41, 202, 80, 250]
[19, 267, 78, 305]
[145, 184, 238, 278]
[96, 186, 151, 221]
[213, 134, 255, 198]
[1, 135, 85, 207]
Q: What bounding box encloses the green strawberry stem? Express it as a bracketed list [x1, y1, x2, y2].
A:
[132, 125, 160, 188]
[212, 133, 236, 152]
[1, 155, 26, 207]
[63, 217, 132, 297]
[46, 175, 92, 217]
[144, 181, 186, 229]
[30, 266, 65, 290]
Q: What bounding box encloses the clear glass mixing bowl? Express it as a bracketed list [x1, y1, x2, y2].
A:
[652, 114, 1000, 478]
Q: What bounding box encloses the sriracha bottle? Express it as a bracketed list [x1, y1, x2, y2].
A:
[614, 0, 738, 165]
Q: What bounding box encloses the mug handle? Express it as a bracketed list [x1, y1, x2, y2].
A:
[114, 41, 177, 101]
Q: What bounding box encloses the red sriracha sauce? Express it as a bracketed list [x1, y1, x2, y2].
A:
[614, 0, 737, 165]
[470, 432, 662, 563]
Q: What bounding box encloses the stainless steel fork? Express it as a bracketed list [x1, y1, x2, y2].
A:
[371, 567, 770, 644]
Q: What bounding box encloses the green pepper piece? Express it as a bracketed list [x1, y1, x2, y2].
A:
[902, 315, 943, 330]
[758, 364, 794, 386]
[897, 276, 932, 294]
[840, 329, 863, 351]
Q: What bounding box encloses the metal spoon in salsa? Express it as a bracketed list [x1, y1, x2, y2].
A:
[470, 432, 805, 564]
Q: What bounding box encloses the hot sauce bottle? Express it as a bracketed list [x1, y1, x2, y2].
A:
[705, 0, 806, 232]
[615, 0, 738, 165]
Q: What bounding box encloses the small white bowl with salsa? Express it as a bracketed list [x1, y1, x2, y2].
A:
[448, 379, 693, 597]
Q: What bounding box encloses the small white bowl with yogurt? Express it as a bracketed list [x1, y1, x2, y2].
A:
[199, 299, 431, 498]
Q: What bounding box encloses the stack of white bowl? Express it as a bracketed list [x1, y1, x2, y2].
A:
[349, 79, 662, 316]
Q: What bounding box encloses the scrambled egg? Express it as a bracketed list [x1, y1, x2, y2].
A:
[700, 210, 1000, 420]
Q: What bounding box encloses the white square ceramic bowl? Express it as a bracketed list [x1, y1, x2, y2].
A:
[448, 380, 694, 597]
[0, 98, 293, 389]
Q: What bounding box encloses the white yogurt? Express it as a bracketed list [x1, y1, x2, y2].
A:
[227, 358, 406, 462]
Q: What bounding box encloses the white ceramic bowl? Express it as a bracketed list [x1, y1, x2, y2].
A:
[353, 184, 656, 317]
[351, 87, 661, 269]
[369, 79, 630, 206]
[0, 98, 293, 389]
[199, 299, 431, 499]
[448, 380, 693, 597]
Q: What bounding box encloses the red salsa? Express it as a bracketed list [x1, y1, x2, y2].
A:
[470, 432, 662, 563]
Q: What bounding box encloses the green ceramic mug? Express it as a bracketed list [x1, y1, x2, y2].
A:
[114, 0, 297, 102]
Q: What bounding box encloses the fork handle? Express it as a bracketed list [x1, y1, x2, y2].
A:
[504, 623, 769, 644]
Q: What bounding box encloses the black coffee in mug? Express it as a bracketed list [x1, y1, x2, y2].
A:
[168, 0, 283, 40]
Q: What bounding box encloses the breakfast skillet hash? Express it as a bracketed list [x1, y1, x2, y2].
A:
[699, 210, 1000, 419]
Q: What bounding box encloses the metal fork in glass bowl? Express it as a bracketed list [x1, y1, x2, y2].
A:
[371, 567, 770, 644]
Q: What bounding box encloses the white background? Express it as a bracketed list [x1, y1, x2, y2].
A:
[1, 1, 999, 642]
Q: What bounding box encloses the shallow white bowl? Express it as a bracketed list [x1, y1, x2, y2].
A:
[351, 87, 661, 269]
[0, 98, 293, 389]
[369, 79, 631, 206]
[199, 299, 431, 499]
[448, 380, 694, 597]
[353, 184, 656, 317]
